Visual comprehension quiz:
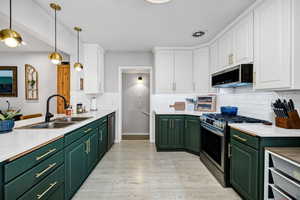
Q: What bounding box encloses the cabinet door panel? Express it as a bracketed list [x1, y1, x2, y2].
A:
[254, 0, 292, 89]
[193, 48, 209, 93]
[158, 118, 171, 149]
[210, 41, 219, 74]
[98, 124, 107, 159]
[174, 51, 194, 93]
[187, 119, 200, 153]
[230, 140, 258, 200]
[218, 30, 234, 69]
[234, 13, 254, 64]
[88, 130, 99, 172]
[65, 135, 88, 200]
[172, 118, 184, 148]
[155, 51, 174, 93]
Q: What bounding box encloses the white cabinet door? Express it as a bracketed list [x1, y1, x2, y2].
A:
[174, 50, 194, 93]
[193, 48, 209, 93]
[84, 44, 100, 94]
[234, 12, 254, 64]
[254, 0, 292, 89]
[155, 50, 174, 93]
[98, 49, 105, 93]
[210, 41, 219, 74]
[218, 30, 234, 69]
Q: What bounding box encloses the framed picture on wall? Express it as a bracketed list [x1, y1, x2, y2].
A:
[0, 66, 18, 97]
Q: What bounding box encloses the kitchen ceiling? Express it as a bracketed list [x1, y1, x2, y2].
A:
[34, 0, 255, 51]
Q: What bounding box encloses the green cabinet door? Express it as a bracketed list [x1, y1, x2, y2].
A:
[88, 129, 99, 173]
[65, 135, 89, 200]
[98, 123, 107, 159]
[230, 139, 259, 200]
[157, 117, 171, 149]
[185, 117, 200, 153]
[172, 117, 184, 149]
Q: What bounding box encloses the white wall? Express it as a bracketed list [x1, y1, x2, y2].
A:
[104, 51, 153, 93]
[0, 52, 69, 115]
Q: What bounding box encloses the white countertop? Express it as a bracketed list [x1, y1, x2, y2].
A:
[229, 123, 300, 137]
[0, 110, 115, 162]
[154, 110, 207, 116]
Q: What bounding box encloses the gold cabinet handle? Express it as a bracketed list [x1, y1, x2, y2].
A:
[36, 149, 57, 161]
[35, 163, 57, 178]
[85, 140, 89, 154]
[37, 181, 57, 199]
[233, 135, 247, 142]
[84, 128, 93, 133]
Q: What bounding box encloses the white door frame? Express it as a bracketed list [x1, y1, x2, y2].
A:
[118, 66, 154, 143]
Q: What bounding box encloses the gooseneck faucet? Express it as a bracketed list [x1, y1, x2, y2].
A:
[45, 94, 69, 122]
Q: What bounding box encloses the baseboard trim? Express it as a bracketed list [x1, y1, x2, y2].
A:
[122, 135, 150, 140]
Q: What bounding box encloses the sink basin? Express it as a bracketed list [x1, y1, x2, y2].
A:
[54, 117, 92, 122]
[17, 121, 76, 129]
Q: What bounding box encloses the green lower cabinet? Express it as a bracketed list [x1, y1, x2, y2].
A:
[156, 116, 184, 150]
[230, 139, 258, 200]
[98, 123, 107, 159]
[47, 184, 64, 200]
[185, 117, 200, 153]
[87, 129, 99, 173]
[65, 135, 89, 200]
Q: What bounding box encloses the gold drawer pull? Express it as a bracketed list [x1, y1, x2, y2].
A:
[36, 149, 57, 161]
[84, 128, 92, 133]
[37, 181, 57, 199]
[233, 135, 247, 142]
[35, 163, 57, 178]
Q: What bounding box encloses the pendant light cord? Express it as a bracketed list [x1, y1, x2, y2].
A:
[77, 31, 79, 62]
[9, 0, 12, 29]
[54, 9, 57, 52]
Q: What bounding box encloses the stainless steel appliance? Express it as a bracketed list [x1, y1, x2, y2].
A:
[212, 64, 253, 88]
[200, 113, 266, 187]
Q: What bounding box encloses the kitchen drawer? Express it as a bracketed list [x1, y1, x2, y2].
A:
[18, 165, 64, 200]
[98, 116, 107, 125]
[4, 138, 63, 183]
[4, 150, 64, 200]
[270, 168, 300, 199]
[47, 183, 64, 200]
[271, 153, 300, 182]
[65, 123, 95, 146]
[230, 129, 259, 149]
[270, 184, 293, 200]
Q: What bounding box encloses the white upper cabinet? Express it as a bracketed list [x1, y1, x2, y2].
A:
[193, 48, 210, 93]
[218, 30, 234, 69]
[209, 41, 219, 74]
[254, 0, 292, 89]
[154, 49, 194, 94]
[83, 44, 105, 94]
[155, 50, 174, 93]
[174, 50, 194, 93]
[233, 13, 254, 64]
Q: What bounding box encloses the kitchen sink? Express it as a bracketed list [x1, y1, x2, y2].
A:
[54, 117, 92, 122]
[17, 121, 76, 129]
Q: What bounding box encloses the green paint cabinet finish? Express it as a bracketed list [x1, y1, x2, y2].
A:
[98, 123, 107, 159]
[185, 117, 201, 153]
[230, 128, 300, 200]
[230, 139, 258, 200]
[65, 135, 89, 200]
[18, 165, 64, 200]
[156, 116, 184, 150]
[87, 129, 99, 173]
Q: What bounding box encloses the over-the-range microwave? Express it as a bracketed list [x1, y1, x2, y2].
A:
[211, 64, 253, 88]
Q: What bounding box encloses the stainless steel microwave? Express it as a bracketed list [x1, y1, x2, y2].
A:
[211, 64, 253, 88]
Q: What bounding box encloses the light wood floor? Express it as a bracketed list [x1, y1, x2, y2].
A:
[73, 140, 241, 200]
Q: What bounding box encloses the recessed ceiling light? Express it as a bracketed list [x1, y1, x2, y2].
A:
[192, 31, 205, 38]
[145, 0, 172, 4]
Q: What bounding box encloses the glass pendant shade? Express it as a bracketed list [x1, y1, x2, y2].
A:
[74, 62, 83, 71]
[49, 52, 62, 64]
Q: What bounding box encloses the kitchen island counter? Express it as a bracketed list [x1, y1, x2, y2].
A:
[0, 110, 116, 162]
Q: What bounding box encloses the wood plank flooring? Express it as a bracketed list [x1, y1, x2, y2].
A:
[73, 140, 241, 200]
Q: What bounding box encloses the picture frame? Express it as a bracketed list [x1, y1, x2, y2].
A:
[0, 66, 18, 97]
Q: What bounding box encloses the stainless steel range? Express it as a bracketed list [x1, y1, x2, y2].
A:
[199, 113, 266, 187]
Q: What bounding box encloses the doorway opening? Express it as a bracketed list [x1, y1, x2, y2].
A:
[118, 67, 153, 142]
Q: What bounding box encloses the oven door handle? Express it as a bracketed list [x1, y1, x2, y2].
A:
[201, 123, 224, 137]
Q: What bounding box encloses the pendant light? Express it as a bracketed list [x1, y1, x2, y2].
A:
[49, 3, 62, 65]
[0, 0, 23, 48]
[74, 27, 83, 71]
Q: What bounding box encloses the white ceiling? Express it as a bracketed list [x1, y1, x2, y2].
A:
[0, 17, 53, 52]
[34, 0, 255, 51]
